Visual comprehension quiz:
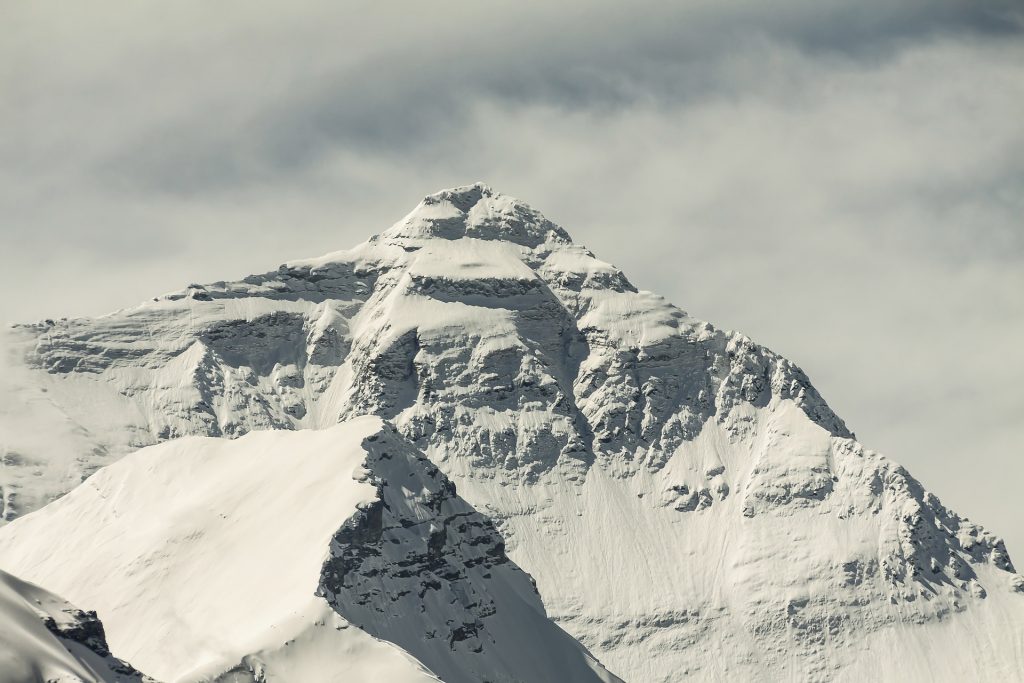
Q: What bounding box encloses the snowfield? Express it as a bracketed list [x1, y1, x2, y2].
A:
[0, 183, 1021, 681]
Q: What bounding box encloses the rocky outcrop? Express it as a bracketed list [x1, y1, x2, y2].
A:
[320, 423, 619, 683]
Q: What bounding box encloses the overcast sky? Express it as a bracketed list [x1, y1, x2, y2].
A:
[2, 1, 1022, 555]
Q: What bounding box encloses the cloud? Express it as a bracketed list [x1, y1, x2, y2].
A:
[4, 1, 1021, 194]
[1, 0, 1022, 554]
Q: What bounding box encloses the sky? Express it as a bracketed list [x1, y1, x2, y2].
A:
[1, 1, 1022, 555]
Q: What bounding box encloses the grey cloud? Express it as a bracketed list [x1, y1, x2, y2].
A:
[1, 0, 1022, 556]
[12, 0, 1018, 197]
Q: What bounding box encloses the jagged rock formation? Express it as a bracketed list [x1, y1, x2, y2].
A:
[0, 566, 153, 682]
[320, 422, 617, 682]
[1, 184, 1021, 681]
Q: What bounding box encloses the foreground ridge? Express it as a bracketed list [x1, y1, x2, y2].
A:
[1, 185, 1022, 682]
[0, 419, 618, 683]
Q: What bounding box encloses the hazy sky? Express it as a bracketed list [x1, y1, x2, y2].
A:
[2, 2, 1022, 555]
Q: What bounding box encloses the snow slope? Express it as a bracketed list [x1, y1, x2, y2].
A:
[0, 567, 151, 683]
[0, 416, 617, 683]
[2, 183, 1022, 680]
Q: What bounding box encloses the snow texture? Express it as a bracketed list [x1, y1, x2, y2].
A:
[1, 183, 1022, 681]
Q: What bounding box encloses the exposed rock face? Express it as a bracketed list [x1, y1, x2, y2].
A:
[2, 183, 1021, 681]
[320, 423, 619, 683]
[319, 427, 514, 653]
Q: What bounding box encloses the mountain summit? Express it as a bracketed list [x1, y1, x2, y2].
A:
[381, 183, 573, 246]
[0, 186, 1021, 682]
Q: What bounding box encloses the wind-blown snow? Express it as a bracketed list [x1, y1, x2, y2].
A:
[1, 183, 1021, 681]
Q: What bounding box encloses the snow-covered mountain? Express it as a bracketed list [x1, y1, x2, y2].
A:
[1, 183, 1021, 681]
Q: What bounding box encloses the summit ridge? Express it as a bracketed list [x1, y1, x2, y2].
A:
[381, 182, 573, 247]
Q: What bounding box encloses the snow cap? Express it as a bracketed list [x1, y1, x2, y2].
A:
[382, 182, 573, 248]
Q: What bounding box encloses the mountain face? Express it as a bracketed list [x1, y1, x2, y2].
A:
[1, 183, 1022, 681]
[0, 566, 153, 683]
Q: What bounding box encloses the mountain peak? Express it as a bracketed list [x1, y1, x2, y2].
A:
[423, 182, 494, 211]
[381, 182, 573, 248]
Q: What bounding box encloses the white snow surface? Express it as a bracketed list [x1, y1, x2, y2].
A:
[1, 183, 1022, 681]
